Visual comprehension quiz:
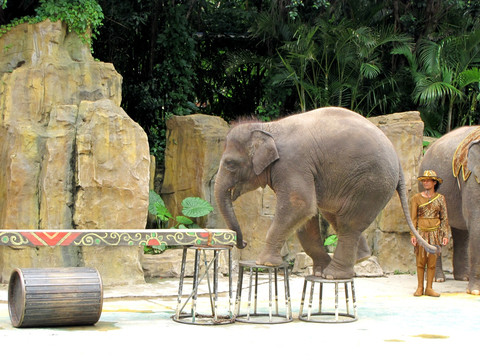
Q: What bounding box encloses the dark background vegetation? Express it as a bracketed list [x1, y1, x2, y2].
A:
[2, 1, 480, 169]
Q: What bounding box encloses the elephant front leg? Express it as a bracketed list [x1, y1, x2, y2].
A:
[255, 221, 289, 266]
[256, 217, 302, 267]
[256, 190, 317, 267]
[296, 215, 331, 276]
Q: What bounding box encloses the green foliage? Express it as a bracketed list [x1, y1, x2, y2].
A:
[148, 190, 213, 230]
[94, 1, 197, 167]
[272, 18, 413, 115]
[287, 0, 329, 20]
[422, 139, 434, 155]
[396, 27, 480, 133]
[180, 197, 214, 219]
[0, 0, 103, 47]
[146, 190, 213, 254]
[0, 16, 32, 38]
[324, 234, 338, 247]
[35, 0, 103, 45]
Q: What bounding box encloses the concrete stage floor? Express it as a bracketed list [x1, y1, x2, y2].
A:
[1, 273, 479, 359]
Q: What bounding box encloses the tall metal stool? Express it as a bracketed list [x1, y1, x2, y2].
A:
[235, 260, 292, 324]
[173, 245, 234, 325]
[299, 276, 357, 323]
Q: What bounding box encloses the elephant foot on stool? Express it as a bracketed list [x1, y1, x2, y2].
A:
[256, 251, 283, 267]
[322, 259, 355, 280]
[313, 263, 329, 277]
[311, 254, 332, 277]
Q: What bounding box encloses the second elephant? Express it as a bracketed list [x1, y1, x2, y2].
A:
[420, 125, 480, 295]
[214, 107, 436, 279]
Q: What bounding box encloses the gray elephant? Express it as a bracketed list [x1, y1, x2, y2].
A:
[420, 125, 480, 295]
[214, 107, 436, 279]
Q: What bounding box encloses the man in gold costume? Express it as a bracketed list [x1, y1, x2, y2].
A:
[410, 170, 451, 297]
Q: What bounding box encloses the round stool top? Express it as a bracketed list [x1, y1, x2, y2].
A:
[189, 245, 233, 250]
[238, 260, 289, 269]
[304, 275, 354, 283]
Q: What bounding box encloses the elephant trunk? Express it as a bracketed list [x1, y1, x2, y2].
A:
[214, 175, 247, 249]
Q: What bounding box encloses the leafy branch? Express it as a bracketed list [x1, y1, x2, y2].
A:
[0, 0, 104, 47]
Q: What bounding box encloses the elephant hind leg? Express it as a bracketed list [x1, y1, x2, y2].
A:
[356, 234, 371, 263]
[322, 212, 372, 262]
[296, 215, 331, 277]
[322, 230, 359, 280]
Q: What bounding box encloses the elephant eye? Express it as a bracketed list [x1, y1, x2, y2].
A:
[224, 158, 239, 171]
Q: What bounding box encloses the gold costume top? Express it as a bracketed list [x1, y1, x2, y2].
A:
[410, 192, 451, 246]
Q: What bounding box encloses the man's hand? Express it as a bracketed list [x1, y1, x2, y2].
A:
[411, 236, 417, 246]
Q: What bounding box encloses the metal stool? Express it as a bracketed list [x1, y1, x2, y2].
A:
[299, 276, 357, 323]
[235, 260, 292, 324]
[173, 245, 234, 325]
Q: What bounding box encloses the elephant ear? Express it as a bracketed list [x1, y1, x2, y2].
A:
[468, 140, 480, 183]
[251, 130, 279, 175]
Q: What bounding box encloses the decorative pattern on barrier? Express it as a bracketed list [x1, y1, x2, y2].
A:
[0, 229, 236, 248]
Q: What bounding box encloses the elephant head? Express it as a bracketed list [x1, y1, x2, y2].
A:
[214, 125, 279, 249]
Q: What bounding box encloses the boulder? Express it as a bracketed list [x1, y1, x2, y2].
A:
[0, 20, 149, 285]
[161, 114, 229, 228]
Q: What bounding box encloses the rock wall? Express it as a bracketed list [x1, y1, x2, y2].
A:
[0, 20, 150, 285]
[161, 114, 229, 228]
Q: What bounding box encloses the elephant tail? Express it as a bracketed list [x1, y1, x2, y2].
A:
[396, 164, 439, 254]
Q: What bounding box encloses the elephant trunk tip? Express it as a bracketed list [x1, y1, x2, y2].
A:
[236, 232, 247, 249]
[423, 243, 441, 255]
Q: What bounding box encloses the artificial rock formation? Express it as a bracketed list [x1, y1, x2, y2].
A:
[0, 20, 150, 285]
[161, 114, 229, 228]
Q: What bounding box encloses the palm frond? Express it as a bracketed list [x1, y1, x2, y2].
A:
[417, 39, 442, 74]
[457, 67, 480, 88]
[414, 79, 462, 105]
[360, 62, 381, 79]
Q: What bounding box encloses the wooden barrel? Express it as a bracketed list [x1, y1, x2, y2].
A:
[8, 267, 103, 328]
